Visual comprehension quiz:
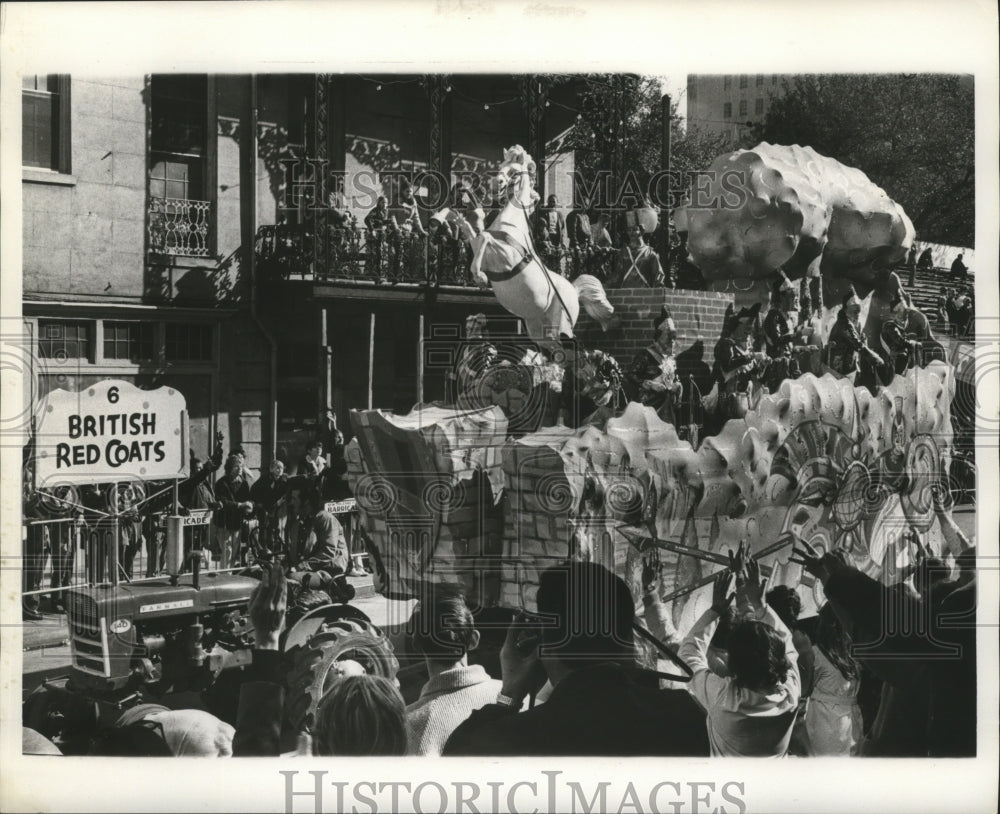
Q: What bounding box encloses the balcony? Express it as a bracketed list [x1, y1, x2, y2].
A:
[254, 223, 618, 288]
[148, 197, 212, 257]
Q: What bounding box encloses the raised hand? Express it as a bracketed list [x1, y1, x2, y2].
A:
[728, 540, 750, 586]
[499, 612, 543, 703]
[789, 537, 827, 582]
[711, 569, 735, 614]
[740, 554, 768, 611]
[249, 562, 287, 651]
[641, 553, 662, 598]
[790, 539, 850, 586]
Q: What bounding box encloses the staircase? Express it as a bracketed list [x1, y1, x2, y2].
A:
[900, 264, 971, 332]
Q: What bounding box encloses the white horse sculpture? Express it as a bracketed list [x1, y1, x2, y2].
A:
[443, 145, 616, 345]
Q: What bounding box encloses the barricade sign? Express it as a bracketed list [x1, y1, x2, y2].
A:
[34, 380, 189, 487]
[325, 498, 357, 515]
[181, 509, 213, 527]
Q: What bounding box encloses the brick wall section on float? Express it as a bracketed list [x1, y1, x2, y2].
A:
[574, 287, 735, 391]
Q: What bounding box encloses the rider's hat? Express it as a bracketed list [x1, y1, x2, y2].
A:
[842, 286, 862, 311]
[653, 306, 677, 337]
[724, 302, 761, 335]
[772, 269, 796, 297]
[625, 205, 659, 235]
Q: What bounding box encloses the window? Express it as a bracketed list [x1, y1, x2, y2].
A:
[104, 322, 156, 362]
[755, 98, 764, 115]
[165, 323, 213, 362]
[277, 342, 317, 378]
[739, 100, 747, 117]
[724, 76, 732, 90]
[38, 320, 91, 360]
[739, 75, 748, 89]
[22, 75, 71, 172]
[756, 75, 764, 87]
[723, 102, 732, 119]
[148, 75, 211, 256]
[772, 74, 778, 85]
[689, 85, 697, 102]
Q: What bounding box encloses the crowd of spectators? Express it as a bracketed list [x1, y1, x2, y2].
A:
[30, 480, 973, 759]
[21, 428, 361, 622]
[265, 186, 691, 289]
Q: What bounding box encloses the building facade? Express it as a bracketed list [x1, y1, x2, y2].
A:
[22, 73, 582, 474]
[686, 73, 792, 143]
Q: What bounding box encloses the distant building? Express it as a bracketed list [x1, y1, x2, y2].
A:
[686, 74, 793, 143]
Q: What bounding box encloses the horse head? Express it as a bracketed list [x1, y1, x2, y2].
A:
[496, 144, 540, 215]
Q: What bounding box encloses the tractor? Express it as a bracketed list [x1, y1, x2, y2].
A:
[23, 505, 398, 755]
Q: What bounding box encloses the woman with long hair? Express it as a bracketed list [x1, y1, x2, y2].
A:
[804, 602, 863, 755]
[313, 674, 407, 756]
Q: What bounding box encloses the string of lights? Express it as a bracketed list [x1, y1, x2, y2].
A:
[350, 74, 723, 128]
[351, 74, 423, 90]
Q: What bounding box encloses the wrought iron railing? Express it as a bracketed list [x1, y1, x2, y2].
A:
[148, 197, 212, 257]
[535, 244, 617, 282]
[255, 224, 631, 288]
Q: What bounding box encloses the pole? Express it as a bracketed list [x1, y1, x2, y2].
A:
[661, 93, 673, 280]
[109, 488, 120, 588]
[320, 305, 333, 419]
[417, 311, 425, 404]
[368, 311, 376, 410]
[661, 93, 672, 179]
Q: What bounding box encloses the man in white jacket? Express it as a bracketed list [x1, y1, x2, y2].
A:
[679, 542, 801, 757]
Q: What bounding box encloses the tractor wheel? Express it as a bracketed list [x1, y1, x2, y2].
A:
[23, 686, 65, 744]
[284, 618, 399, 736]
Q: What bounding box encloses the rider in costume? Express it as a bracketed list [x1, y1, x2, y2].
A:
[629, 307, 683, 426]
[611, 208, 665, 288]
[713, 302, 770, 420]
[826, 287, 884, 386]
[763, 270, 807, 390]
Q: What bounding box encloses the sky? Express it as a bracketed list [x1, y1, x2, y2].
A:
[657, 74, 689, 121]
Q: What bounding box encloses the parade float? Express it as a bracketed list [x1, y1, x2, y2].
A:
[345, 144, 966, 644]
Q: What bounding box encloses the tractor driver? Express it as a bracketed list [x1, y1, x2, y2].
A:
[286, 483, 349, 590]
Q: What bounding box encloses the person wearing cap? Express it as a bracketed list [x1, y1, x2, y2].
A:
[763, 271, 809, 390]
[611, 209, 665, 288]
[712, 303, 770, 419]
[826, 288, 884, 383]
[628, 306, 683, 426]
[442, 561, 710, 756]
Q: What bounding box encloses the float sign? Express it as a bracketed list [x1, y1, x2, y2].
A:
[34, 380, 189, 486]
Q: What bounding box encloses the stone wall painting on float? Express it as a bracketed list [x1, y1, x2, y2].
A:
[346, 360, 953, 637]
